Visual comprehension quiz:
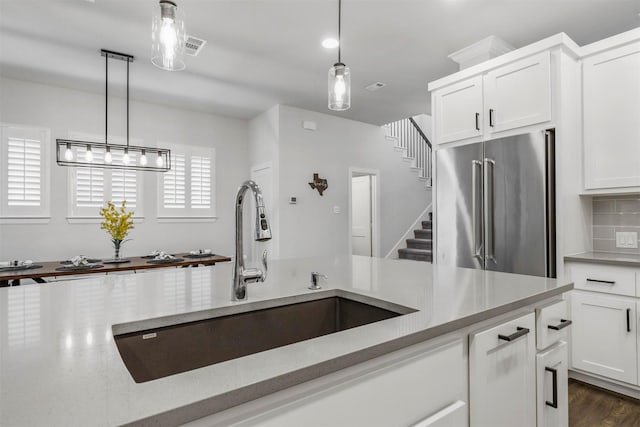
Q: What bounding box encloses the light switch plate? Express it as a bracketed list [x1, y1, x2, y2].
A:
[616, 231, 638, 249]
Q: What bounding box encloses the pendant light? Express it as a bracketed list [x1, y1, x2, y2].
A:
[56, 50, 171, 172]
[151, 0, 186, 71]
[328, 0, 351, 111]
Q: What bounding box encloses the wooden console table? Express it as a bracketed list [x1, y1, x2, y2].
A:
[0, 253, 231, 287]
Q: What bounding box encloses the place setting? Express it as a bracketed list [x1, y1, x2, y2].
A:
[55, 255, 105, 272]
[0, 260, 44, 273]
[184, 249, 217, 259]
[146, 251, 184, 264]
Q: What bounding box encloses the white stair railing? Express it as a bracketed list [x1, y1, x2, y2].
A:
[385, 118, 432, 185]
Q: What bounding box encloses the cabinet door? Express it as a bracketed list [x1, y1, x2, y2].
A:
[571, 291, 638, 384]
[470, 312, 536, 427]
[433, 75, 483, 144]
[536, 341, 568, 427]
[484, 51, 552, 135]
[583, 41, 640, 190]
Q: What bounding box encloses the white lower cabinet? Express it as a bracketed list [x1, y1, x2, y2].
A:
[470, 312, 536, 427]
[571, 291, 638, 385]
[221, 339, 467, 427]
[536, 341, 568, 427]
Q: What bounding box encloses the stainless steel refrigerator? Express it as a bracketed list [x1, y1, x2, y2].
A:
[435, 130, 556, 278]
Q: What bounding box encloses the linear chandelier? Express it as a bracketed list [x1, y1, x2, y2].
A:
[56, 49, 172, 172]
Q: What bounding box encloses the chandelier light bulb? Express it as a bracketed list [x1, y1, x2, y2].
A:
[156, 152, 164, 167]
[140, 150, 148, 166]
[85, 145, 93, 162]
[105, 147, 112, 164]
[64, 143, 73, 161]
[122, 149, 130, 165]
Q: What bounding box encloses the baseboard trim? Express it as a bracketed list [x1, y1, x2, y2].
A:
[569, 369, 640, 399]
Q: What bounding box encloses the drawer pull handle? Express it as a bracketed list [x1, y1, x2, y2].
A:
[586, 278, 615, 285]
[545, 367, 558, 408]
[489, 108, 495, 127]
[475, 113, 480, 131]
[627, 308, 631, 333]
[548, 319, 572, 331]
[498, 326, 530, 342]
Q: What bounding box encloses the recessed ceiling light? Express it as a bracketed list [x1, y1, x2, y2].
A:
[322, 38, 339, 49]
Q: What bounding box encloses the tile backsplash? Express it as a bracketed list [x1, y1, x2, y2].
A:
[592, 195, 640, 254]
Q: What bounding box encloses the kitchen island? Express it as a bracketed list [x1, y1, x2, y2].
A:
[0, 256, 572, 426]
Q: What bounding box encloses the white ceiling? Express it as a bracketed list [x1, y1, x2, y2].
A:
[0, 0, 638, 125]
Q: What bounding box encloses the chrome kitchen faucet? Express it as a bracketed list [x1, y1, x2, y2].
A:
[232, 180, 272, 301]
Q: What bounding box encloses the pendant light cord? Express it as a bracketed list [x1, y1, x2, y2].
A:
[105, 52, 108, 147]
[338, 0, 342, 63]
[126, 59, 129, 149]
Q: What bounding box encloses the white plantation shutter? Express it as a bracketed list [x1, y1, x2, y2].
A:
[1, 125, 50, 219]
[67, 133, 143, 218]
[190, 155, 211, 209]
[7, 137, 41, 207]
[163, 154, 186, 208]
[111, 151, 137, 207]
[158, 145, 215, 218]
[75, 148, 105, 208]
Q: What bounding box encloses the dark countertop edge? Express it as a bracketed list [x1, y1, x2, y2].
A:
[126, 282, 573, 427]
[564, 253, 640, 267]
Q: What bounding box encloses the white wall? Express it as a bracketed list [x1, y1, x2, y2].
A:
[250, 105, 431, 260]
[0, 77, 249, 261]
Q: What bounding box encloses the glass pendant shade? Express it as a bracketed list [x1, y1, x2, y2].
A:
[151, 0, 186, 71]
[328, 62, 351, 111]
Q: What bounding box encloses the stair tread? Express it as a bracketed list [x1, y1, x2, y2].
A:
[398, 248, 432, 255]
[407, 238, 431, 243]
[421, 220, 432, 229]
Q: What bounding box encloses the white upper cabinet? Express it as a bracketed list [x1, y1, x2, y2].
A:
[583, 41, 640, 191]
[431, 50, 553, 146]
[484, 51, 552, 135]
[433, 76, 484, 145]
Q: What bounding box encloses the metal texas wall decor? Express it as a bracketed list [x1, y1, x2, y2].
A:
[309, 173, 328, 196]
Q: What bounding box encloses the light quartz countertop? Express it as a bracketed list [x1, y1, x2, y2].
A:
[0, 256, 572, 427]
[564, 251, 640, 268]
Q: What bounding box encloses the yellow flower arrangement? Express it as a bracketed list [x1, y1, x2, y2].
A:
[99, 201, 134, 258]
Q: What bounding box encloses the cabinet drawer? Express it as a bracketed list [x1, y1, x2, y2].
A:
[225, 339, 467, 427]
[470, 312, 536, 427]
[570, 262, 636, 297]
[536, 300, 570, 351]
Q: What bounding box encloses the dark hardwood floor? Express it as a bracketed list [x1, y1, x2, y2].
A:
[570, 379, 640, 427]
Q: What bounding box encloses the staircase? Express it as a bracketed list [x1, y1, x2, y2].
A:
[384, 117, 434, 262]
[398, 214, 433, 262]
[384, 117, 432, 186]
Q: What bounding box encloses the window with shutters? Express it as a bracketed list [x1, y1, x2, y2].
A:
[0, 125, 51, 221]
[68, 133, 143, 219]
[158, 144, 215, 220]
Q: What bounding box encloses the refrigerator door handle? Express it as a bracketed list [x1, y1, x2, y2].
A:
[472, 160, 483, 260]
[484, 158, 496, 264]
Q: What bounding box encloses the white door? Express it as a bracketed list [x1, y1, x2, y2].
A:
[351, 175, 372, 256]
[571, 291, 638, 385]
[433, 75, 484, 145]
[583, 41, 640, 190]
[484, 51, 552, 135]
[470, 312, 536, 427]
[536, 341, 568, 427]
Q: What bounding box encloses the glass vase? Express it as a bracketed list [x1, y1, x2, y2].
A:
[113, 239, 122, 260]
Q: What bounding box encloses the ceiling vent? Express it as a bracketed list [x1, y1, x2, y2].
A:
[185, 35, 207, 56]
[365, 82, 386, 92]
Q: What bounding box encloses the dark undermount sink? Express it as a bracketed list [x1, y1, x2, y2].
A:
[114, 295, 412, 383]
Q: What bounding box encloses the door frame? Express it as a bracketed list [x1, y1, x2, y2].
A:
[348, 167, 380, 257]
